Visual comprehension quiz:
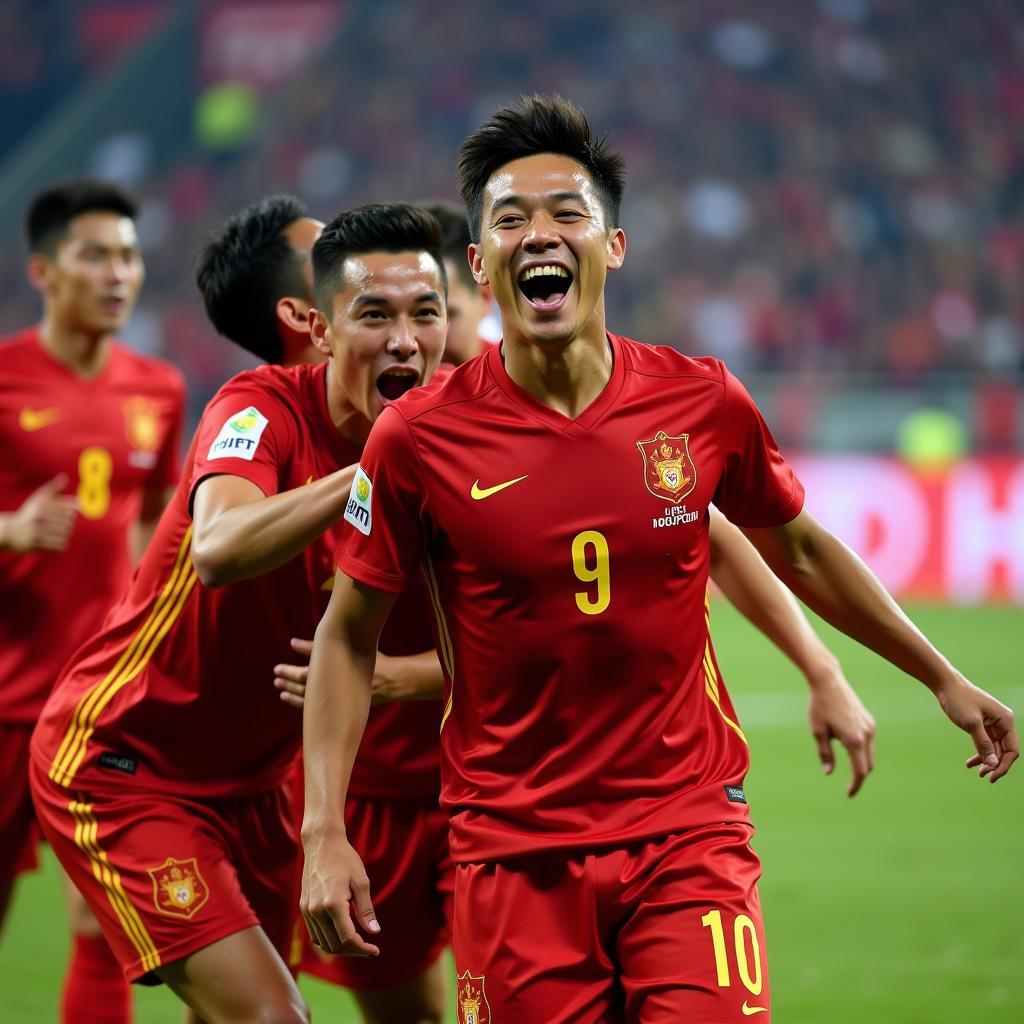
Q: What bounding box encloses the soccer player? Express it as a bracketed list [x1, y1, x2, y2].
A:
[300, 96, 1018, 1024]
[420, 200, 494, 366]
[28, 201, 446, 1023]
[0, 179, 184, 1024]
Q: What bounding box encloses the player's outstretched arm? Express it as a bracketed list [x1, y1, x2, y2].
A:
[301, 570, 397, 957]
[190, 464, 356, 587]
[0, 474, 78, 553]
[743, 509, 1018, 783]
[709, 508, 876, 796]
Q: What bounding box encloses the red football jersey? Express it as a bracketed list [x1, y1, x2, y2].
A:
[336, 335, 805, 863]
[0, 328, 184, 723]
[32, 363, 350, 796]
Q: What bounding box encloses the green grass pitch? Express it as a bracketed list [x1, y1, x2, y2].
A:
[1, 603, 1020, 1022]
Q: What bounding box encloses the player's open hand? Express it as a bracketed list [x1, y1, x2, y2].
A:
[936, 675, 1018, 783]
[273, 637, 312, 708]
[807, 665, 876, 797]
[301, 833, 380, 957]
[3, 474, 78, 552]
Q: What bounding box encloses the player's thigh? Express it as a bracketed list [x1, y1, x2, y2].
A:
[0, 725, 41, 887]
[353, 955, 447, 1024]
[61, 866, 105, 936]
[299, 796, 449, 994]
[29, 760, 267, 984]
[617, 823, 771, 1023]
[158, 924, 308, 1024]
[453, 856, 623, 1024]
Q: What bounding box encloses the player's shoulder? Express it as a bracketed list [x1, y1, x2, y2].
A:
[389, 353, 497, 425]
[108, 342, 186, 398]
[204, 361, 323, 422]
[0, 326, 43, 367]
[616, 333, 727, 386]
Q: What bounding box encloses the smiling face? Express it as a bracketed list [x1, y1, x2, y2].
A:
[470, 153, 625, 351]
[311, 249, 447, 438]
[31, 211, 144, 336]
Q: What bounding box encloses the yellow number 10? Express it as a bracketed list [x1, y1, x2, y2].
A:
[700, 909, 763, 995]
[571, 530, 610, 615]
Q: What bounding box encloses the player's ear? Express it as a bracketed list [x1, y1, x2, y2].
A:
[309, 308, 332, 357]
[277, 295, 311, 335]
[469, 243, 488, 287]
[606, 228, 626, 272]
[26, 253, 52, 293]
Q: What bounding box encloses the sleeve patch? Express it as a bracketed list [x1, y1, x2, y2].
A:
[207, 406, 269, 461]
[344, 466, 373, 536]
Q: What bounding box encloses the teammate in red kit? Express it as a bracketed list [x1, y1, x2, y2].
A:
[29, 200, 446, 1022]
[300, 96, 1018, 1024]
[0, 179, 184, 1024]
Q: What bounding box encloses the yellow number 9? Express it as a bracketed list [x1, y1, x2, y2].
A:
[77, 446, 113, 520]
[572, 530, 610, 615]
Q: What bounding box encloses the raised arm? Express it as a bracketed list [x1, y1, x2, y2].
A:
[708, 508, 876, 795]
[190, 465, 355, 587]
[300, 570, 397, 957]
[743, 508, 1018, 782]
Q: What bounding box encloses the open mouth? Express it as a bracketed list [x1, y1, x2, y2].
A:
[517, 264, 573, 311]
[375, 366, 419, 403]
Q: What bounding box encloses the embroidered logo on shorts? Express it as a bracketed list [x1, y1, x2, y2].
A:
[725, 785, 748, 804]
[457, 971, 492, 1024]
[98, 752, 137, 775]
[148, 857, 209, 919]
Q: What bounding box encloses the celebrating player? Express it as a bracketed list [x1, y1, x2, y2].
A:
[29, 201, 446, 1023]
[300, 95, 1017, 1024]
[0, 180, 184, 1024]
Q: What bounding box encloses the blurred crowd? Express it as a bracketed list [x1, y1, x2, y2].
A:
[1, 0, 1022, 415]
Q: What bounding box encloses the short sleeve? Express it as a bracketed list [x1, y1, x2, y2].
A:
[149, 372, 186, 492]
[335, 407, 428, 594]
[712, 366, 805, 528]
[188, 381, 294, 507]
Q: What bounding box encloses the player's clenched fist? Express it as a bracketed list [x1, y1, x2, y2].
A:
[300, 831, 381, 957]
[935, 675, 1018, 783]
[0, 473, 78, 552]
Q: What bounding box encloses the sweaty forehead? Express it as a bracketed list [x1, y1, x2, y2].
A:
[483, 153, 598, 211]
[339, 251, 442, 301]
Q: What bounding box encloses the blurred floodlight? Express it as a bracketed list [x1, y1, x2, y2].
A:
[682, 180, 753, 240]
[194, 81, 260, 151]
[88, 132, 151, 189]
[898, 408, 968, 471]
[298, 146, 354, 202]
[710, 19, 776, 71]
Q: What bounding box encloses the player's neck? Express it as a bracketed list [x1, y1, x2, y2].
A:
[37, 316, 112, 379]
[324, 362, 373, 446]
[502, 318, 612, 420]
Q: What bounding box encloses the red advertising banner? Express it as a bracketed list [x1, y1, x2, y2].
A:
[200, 1, 345, 89]
[793, 456, 1024, 604]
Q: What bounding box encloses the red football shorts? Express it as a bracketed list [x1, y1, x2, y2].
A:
[296, 792, 452, 990]
[452, 822, 770, 1024]
[0, 724, 40, 880]
[29, 759, 299, 983]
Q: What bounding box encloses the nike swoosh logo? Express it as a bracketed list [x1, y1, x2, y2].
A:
[470, 475, 529, 500]
[741, 1003, 768, 1016]
[19, 407, 60, 431]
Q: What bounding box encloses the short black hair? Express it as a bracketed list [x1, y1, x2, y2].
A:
[26, 179, 138, 256]
[312, 203, 447, 313]
[418, 200, 475, 289]
[196, 195, 310, 363]
[458, 94, 626, 243]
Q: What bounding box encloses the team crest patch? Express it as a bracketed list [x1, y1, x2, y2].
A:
[637, 431, 697, 504]
[148, 857, 209, 919]
[123, 396, 160, 453]
[457, 971, 492, 1024]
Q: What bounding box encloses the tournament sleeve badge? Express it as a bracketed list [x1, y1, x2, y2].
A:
[148, 857, 210, 919]
[208, 406, 270, 461]
[344, 466, 373, 536]
[456, 971, 492, 1024]
[637, 431, 697, 504]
